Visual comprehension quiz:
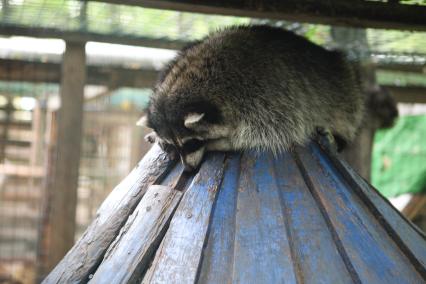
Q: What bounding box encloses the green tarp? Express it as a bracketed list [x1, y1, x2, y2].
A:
[372, 115, 426, 198]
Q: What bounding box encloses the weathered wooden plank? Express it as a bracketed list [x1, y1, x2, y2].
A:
[327, 146, 426, 270]
[273, 151, 353, 284]
[142, 153, 225, 284]
[42, 144, 174, 284]
[295, 144, 425, 283]
[197, 153, 241, 284]
[231, 152, 297, 283]
[89, 164, 185, 283]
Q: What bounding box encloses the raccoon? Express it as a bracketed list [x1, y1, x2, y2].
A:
[138, 25, 365, 171]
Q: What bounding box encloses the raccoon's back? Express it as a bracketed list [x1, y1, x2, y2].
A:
[200, 26, 365, 149]
[153, 25, 365, 151]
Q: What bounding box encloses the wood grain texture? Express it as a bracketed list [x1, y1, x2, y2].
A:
[90, 185, 183, 283]
[231, 152, 298, 283]
[326, 146, 426, 274]
[89, 164, 185, 283]
[197, 153, 240, 284]
[142, 153, 225, 284]
[273, 151, 353, 284]
[42, 144, 174, 284]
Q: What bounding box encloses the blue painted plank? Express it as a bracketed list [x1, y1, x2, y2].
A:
[333, 153, 426, 270]
[272, 151, 353, 284]
[197, 153, 241, 284]
[232, 152, 298, 284]
[142, 153, 226, 284]
[296, 144, 424, 284]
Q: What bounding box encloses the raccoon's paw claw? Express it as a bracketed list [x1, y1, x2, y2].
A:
[144, 132, 158, 144]
[160, 143, 178, 160]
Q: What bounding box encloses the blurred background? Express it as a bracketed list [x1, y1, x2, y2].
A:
[0, 0, 424, 283]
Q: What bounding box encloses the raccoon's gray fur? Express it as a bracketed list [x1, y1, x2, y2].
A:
[139, 25, 365, 171]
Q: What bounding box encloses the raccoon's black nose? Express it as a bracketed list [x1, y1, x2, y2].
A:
[182, 139, 204, 154]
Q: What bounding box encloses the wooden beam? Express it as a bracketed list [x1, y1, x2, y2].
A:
[1, 58, 424, 94]
[0, 139, 31, 147]
[43, 42, 86, 273]
[376, 63, 425, 74]
[0, 59, 158, 88]
[383, 85, 426, 104]
[0, 24, 186, 49]
[91, 0, 426, 31]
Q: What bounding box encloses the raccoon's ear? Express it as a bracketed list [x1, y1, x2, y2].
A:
[136, 115, 150, 128]
[184, 112, 205, 128]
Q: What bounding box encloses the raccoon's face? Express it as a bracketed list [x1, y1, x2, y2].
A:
[139, 100, 224, 172]
[157, 115, 207, 172]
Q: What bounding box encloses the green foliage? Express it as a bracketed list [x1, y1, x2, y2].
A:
[400, 0, 426, 5]
[372, 115, 426, 197]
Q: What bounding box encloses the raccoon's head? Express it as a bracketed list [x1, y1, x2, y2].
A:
[139, 98, 223, 171]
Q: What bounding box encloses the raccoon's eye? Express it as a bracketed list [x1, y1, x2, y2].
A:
[182, 139, 204, 154]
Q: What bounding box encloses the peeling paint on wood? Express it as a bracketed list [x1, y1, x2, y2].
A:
[142, 153, 225, 284]
[42, 144, 174, 284]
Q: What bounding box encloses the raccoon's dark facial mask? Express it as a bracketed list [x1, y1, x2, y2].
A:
[137, 112, 209, 172]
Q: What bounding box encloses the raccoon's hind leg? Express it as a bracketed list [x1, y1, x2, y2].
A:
[144, 132, 158, 144]
[315, 127, 347, 152]
[332, 134, 347, 152]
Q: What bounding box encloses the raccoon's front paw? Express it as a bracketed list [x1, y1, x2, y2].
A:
[144, 132, 158, 144]
[145, 132, 178, 159]
[162, 144, 179, 161]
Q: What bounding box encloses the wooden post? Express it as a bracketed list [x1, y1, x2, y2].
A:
[331, 27, 398, 181]
[38, 42, 86, 276]
[331, 27, 375, 181]
[0, 99, 12, 162]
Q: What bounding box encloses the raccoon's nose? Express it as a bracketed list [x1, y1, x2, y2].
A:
[183, 163, 196, 172]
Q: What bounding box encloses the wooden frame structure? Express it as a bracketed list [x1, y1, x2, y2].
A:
[1, 58, 425, 104]
[42, 141, 426, 283]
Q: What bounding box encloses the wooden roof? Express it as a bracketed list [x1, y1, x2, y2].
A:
[43, 139, 426, 283]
